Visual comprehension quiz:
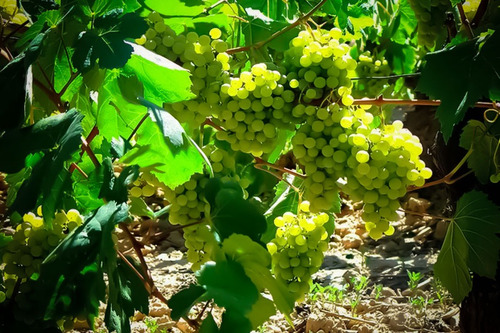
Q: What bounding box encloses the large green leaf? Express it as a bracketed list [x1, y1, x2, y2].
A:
[417, 31, 500, 142]
[209, 183, 267, 242]
[39, 202, 129, 323]
[434, 191, 500, 302]
[221, 235, 295, 322]
[72, 11, 148, 72]
[144, 0, 216, 16]
[459, 120, 499, 184]
[9, 110, 84, 224]
[120, 117, 205, 189]
[105, 257, 149, 333]
[0, 110, 82, 173]
[123, 43, 194, 105]
[168, 284, 206, 320]
[197, 260, 259, 315]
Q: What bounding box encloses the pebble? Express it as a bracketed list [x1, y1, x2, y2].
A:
[342, 234, 362, 249]
[414, 226, 433, 242]
[433, 220, 449, 240]
[381, 287, 397, 297]
[388, 312, 407, 331]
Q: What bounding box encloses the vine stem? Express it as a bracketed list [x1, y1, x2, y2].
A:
[226, 0, 328, 54]
[118, 224, 169, 305]
[69, 125, 99, 173]
[350, 73, 420, 81]
[408, 149, 474, 191]
[352, 96, 499, 109]
[254, 156, 306, 179]
[471, 0, 489, 27]
[119, 223, 153, 284]
[398, 208, 453, 221]
[457, 3, 474, 39]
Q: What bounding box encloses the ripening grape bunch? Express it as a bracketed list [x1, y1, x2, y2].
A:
[0, 208, 83, 304]
[407, 0, 451, 49]
[266, 201, 330, 300]
[163, 145, 249, 270]
[353, 51, 392, 99]
[292, 104, 432, 239]
[129, 171, 160, 198]
[283, 27, 356, 106]
[214, 63, 297, 156]
[138, 11, 232, 128]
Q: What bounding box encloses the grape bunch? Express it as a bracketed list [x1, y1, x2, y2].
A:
[266, 201, 330, 300]
[214, 63, 297, 156]
[163, 145, 245, 270]
[407, 0, 451, 49]
[129, 171, 160, 198]
[353, 51, 392, 99]
[1, 208, 83, 303]
[138, 12, 231, 128]
[292, 104, 432, 239]
[283, 27, 356, 106]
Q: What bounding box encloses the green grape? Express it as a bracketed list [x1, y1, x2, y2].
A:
[267, 201, 330, 301]
[163, 144, 252, 270]
[292, 104, 432, 239]
[407, 0, 451, 49]
[141, 15, 232, 129]
[1, 208, 83, 304]
[211, 62, 298, 156]
[353, 51, 392, 99]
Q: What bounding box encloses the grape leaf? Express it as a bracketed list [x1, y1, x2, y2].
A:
[39, 202, 129, 323]
[242, 9, 299, 52]
[459, 120, 499, 184]
[168, 284, 206, 320]
[434, 190, 500, 302]
[417, 31, 500, 142]
[9, 109, 84, 224]
[144, 0, 213, 16]
[122, 42, 194, 105]
[120, 117, 205, 189]
[199, 313, 219, 333]
[72, 11, 148, 72]
[210, 186, 267, 242]
[196, 260, 259, 315]
[0, 109, 82, 173]
[221, 235, 295, 322]
[105, 258, 149, 333]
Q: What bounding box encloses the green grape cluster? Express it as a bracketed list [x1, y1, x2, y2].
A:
[266, 201, 329, 301]
[353, 51, 391, 98]
[214, 63, 297, 156]
[407, 0, 451, 49]
[138, 12, 231, 128]
[129, 171, 160, 198]
[1, 208, 83, 303]
[292, 104, 432, 239]
[284, 28, 356, 106]
[163, 145, 245, 270]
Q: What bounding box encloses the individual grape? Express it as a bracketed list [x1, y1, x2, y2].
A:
[267, 201, 330, 301]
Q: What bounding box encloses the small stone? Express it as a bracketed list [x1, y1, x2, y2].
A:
[388, 312, 407, 331]
[434, 220, 449, 240]
[414, 226, 433, 242]
[342, 233, 362, 249]
[381, 287, 397, 297]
